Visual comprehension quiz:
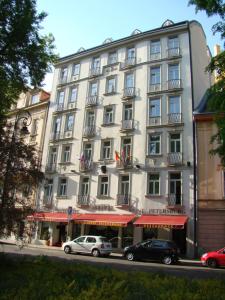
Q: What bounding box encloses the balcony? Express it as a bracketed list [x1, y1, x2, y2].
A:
[45, 163, 57, 173]
[167, 47, 180, 58]
[148, 116, 161, 126]
[167, 113, 182, 124]
[79, 159, 93, 172]
[103, 116, 114, 126]
[50, 131, 61, 141]
[56, 103, 64, 112]
[150, 52, 161, 61]
[148, 83, 161, 93]
[167, 79, 181, 90]
[121, 119, 134, 131]
[167, 152, 183, 165]
[77, 195, 90, 207]
[86, 95, 98, 107]
[122, 87, 136, 99]
[116, 158, 132, 169]
[89, 67, 101, 77]
[67, 102, 76, 110]
[58, 77, 67, 84]
[167, 194, 183, 208]
[116, 194, 130, 206]
[121, 57, 136, 69]
[83, 126, 96, 138]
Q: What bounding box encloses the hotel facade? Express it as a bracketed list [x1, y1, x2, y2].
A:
[32, 20, 212, 257]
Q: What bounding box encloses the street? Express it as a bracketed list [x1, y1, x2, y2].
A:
[1, 243, 225, 279]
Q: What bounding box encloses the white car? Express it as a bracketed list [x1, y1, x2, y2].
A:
[62, 235, 112, 257]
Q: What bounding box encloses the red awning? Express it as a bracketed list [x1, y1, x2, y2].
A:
[27, 212, 77, 223]
[74, 214, 136, 227]
[134, 215, 188, 229]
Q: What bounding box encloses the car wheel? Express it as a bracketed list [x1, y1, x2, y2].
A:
[207, 258, 217, 268]
[162, 256, 173, 265]
[126, 252, 135, 261]
[64, 246, 71, 254]
[92, 249, 100, 257]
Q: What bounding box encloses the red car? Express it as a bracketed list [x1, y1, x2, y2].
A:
[201, 247, 225, 268]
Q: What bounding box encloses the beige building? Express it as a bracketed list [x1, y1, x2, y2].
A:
[33, 20, 211, 257]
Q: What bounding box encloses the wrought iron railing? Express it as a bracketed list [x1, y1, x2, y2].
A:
[45, 163, 57, 173]
[121, 119, 134, 130]
[167, 152, 183, 165]
[86, 95, 98, 107]
[149, 83, 161, 93]
[121, 57, 136, 69]
[148, 116, 161, 126]
[168, 113, 182, 124]
[117, 194, 130, 206]
[89, 67, 101, 77]
[83, 126, 95, 137]
[167, 47, 180, 58]
[167, 193, 182, 206]
[77, 194, 90, 206]
[167, 79, 181, 90]
[79, 159, 93, 172]
[122, 87, 135, 98]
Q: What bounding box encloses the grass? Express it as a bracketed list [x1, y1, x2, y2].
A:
[0, 253, 225, 300]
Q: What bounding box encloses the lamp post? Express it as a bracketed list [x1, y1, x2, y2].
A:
[1, 109, 32, 208]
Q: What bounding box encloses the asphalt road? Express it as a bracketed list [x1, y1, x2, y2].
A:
[1, 243, 225, 280]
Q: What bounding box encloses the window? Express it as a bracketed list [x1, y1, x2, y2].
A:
[102, 140, 111, 160]
[62, 145, 71, 163]
[125, 73, 134, 88]
[49, 147, 57, 164]
[58, 178, 67, 196]
[120, 175, 129, 195]
[31, 94, 39, 104]
[99, 176, 109, 196]
[124, 104, 133, 121]
[53, 116, 61, 134]
[121, 138, 132, 162]
[168, 36, 179, 49]
[65, 114, 74, 131]
[148, 173, 160, 195]
[170, 133, 181, 153]
[81, 177, 89, 195]
[106, 77, 116, 93]
[169, 173, 181, 205]
[69, 87, 78, 103]
[83, 143, 92, 160]
[149, 98, 160, 117]
[57, 90, 65, 109]
[169, 96, 180, 114]
[72, 63, 80, 76]
[31, 119, 38, 135]
[150, 67, 160, 85]
[149, 134, 161, 155]
[86, 237, 96, 243]
[60, 67, 68, 82]
[127, 47, 135, 59]
[86, 111, 95, 126]
[104, 106, 114, 124]
[168, 64, 179, 80]
[150, 40, 161, 59]
[108, 52, 117, 64]
[92, 57, 100, 69]
[75, 236, 85, 243]
[44, 179, 53, 198]
[90, 82, 98, 96]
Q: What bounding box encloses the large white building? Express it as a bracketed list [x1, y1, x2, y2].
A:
[31, 20, 212, 257]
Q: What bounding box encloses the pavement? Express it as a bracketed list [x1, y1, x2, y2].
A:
[0, 239, 202, 266]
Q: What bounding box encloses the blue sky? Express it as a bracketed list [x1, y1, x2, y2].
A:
[37, 0, 223, 91]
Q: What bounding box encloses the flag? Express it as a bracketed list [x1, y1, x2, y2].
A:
[115, 151, 120, 161]
[79, 152, 85, 163]
[121, 149, 125, 163]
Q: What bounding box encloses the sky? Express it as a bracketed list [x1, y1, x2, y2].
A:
[37, 0, 223, 91]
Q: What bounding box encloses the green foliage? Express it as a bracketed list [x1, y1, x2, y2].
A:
[0, 0, 58, 116]
[0, 256, 225, 300]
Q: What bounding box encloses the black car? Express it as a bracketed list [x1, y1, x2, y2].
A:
[124, 239, 179, 265]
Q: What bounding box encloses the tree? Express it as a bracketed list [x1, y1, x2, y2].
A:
[0, 118, 43, 237]
[0, 0, 57, 116]
[189, 0, 225, 166]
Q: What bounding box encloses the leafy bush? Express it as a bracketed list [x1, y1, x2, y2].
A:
[0, 255, 225, 300]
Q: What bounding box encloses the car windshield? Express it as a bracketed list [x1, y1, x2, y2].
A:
[99, 237, 109, 243]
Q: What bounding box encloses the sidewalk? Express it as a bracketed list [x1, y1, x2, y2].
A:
[1, 240, 201, 265]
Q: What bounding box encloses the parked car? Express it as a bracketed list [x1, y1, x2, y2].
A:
[123, 239, 179, 265]
[201, 247, 225, 268]
[62, 235, 112, 257]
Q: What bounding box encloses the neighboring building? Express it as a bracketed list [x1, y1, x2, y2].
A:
[32, 20, 211, 257]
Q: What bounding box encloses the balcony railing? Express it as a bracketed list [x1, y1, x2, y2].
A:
[121, 119, 134, 131]
[79, 159, 93, 172]
[148, 116, 161, 126]
[64, 130, 73, 139]
[89, 67, 101, 77]
[77, 194, 90, 206]
[56, 103, 64, 112]
[50, 131, 61, 141]
[167, 47, 180, 58]
[67, 102, 76, 110]
[149, 83, 161, 93]
[43, 195, 53, 207]
[117, 194, 130, 206]
[86, 95, 98, 107]
[150, 52, 161, 61]
[167, 152, 183, 165]
[116, 158, 132, 169]
[168, 113, 182, 124]
[45, 163, 57, 173]
[167, 193, 182, 207]
[58, 77, 67, 84]
[121, 57, 136, 69]
[122, 87, 135, 99]
[83, 126, 95, 138]
[103, 116, 113, 125]
[167, 79, 181, 90]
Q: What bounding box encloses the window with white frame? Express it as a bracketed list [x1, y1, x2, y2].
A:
[150, 40, 161, 59]
[72, 63, 80, 76]
[121, 138, 132, 162]
[60, 67, 68, 81]
[49, 147, 57, 165]
[99, 176, 109, 196]
[104, 106, 114, 124]
[92, 57, 100, 69]
[58, 178, 67, 196]
[169, 96, 180, 114]
[65, 114, 74, 132]
[57, 90, 65, 109]
[127, 47, 135, 59]
[148, 134, 161, 155]
[148, 173, 160, 195]
[102, 140, 111, 160]
[69, 87, 78, 103]
[89, 82, 98, 96]
[108, 51, 117, 64]
[120, 175, 130, 195]
[31, 94, 39, 105]
[170, 133, 181, 153]
[106, 76, 116, 93]
[168, 36, 179, 49]
[124, 104, 133, 120]
[62, 145, 71, 163]
[125, 73, 134, 88]
[150, 66, 160, 85]
[168, 64, 179, 80]
[81, 177, 89, 195]
[83, 143, 92, 160]
[44, 179, 53, 199]
[86, 110, 95, 126]
[52, 116, 61, 135]
[149, 98, 160, 118]
[169, 172, 181, 205]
